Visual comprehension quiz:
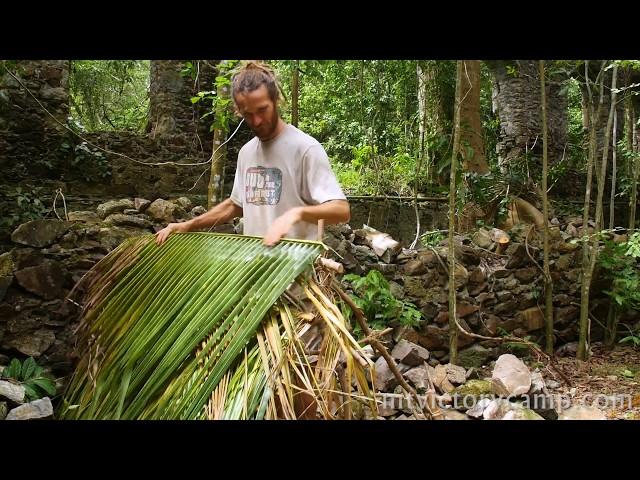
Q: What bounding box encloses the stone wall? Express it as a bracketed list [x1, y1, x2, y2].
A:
[0, 195, 635, 384]
[323, 218, 634, 366]
[0, 60, 255, 243]
[348, 198, 449, 246]
[0, 61, 70, 181]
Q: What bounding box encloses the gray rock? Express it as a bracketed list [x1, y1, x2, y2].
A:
[466, 398, 491, 418]
[503, 276, 519, 290]
[469, 266, 486, 284]
[146, 199, 187, 223]
[11, 220, 72, 247]
[445, 363, 467, 385]
[103, 214, 152, 229]
[525, 394, 559, 420]
[173, 197, 193, 211]
[67, 211, 101, 224]
[441, 409, 470, 420]
[505, 243, 530, 269]
[97, 226, 146, 251]
[14, 260, 66, 299]
[514, 267, 538, 284]
[469, 282, 488, 296]
[361, 344, 376, 361]
[563, 269, 581, 283]
[403, 259, 427, 276]
[555, 254, 573, 271]
[491, 354, 532, 397]
[482, 399, 514, 419]
[456, 344, 492, 368]
[502, 406, 544, 420]
[96, 199, 135, 219]
[403, 276, 428, 298]
[6, 397, 53, 420]
[496, 290, 514, 302]
[529, 370, 546, 394]
[404, 365, 430, 391]
[6, 329, 56, 357]
[374, 356, 398, 392]
[493, 269, 511, 278]
[546, 380, 560, 389]
[433, 364, 456, 394]
[0, 380, 25, 403]
[494, 300, 519, 315]
[391, 339, 429, 366]
[389, 281, 405, 300]
[0, 275, 12, 303]
[558, 405, 607, 420]
[516, 306, 545, 332]
[553, 294, 572, 306]
[353, 245, 378, 264]
[134, 198, 151, 212]
[0, 401, 7, 420]
[39, 86, 67, 101]
[472, 229, 493, 249]
[476, 292, 496, 305]
[0, 252, 14, 277]
[190, 205, 207, 217]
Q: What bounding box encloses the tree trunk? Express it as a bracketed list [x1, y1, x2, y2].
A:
[208, 61, 231, 209]
[485, 60, 568, 172]
[609, 105, 618, 230]
[460, 60, 488, 174]
[417, 60, 455, 185]
[578, 63, 618, 361]
[291, 60, 299, 127]
[448, 61, 463, 365]
[539, 61, 554, 355]
[628, 93, 638, 231]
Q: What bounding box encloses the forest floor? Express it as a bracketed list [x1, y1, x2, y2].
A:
[551, 343, 640, 419]
[467, 343, 640, 420]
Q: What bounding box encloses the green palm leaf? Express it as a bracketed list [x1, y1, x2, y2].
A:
[60, 233, 324, 419]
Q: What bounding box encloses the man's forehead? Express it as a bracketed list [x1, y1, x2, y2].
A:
[235, 89, 273, 110]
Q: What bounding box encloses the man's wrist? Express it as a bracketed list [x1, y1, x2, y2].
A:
[290, 207, 305, 223]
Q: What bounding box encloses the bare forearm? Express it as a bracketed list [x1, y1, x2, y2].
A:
[185, 198, 243, 231]
[294, 200, 350, 225]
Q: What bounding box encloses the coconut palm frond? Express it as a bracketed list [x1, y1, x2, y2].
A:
[59, 232, 377, 420]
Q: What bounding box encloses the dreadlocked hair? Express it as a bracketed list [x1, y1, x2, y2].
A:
[231, 60, 287, 105]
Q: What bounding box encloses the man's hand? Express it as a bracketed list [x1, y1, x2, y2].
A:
[263, 208, 302, 246]
[155, 222, 189, 246]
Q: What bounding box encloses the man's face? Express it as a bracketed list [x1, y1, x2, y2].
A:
[234, 84, 280, 141]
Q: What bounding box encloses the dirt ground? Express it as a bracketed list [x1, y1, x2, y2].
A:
[537, 343, 640, 420]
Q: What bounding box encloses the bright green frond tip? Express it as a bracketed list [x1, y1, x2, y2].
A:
[59, 233, 324, 420]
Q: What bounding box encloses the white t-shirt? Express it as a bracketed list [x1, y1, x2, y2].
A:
[230, 124, 346, 241]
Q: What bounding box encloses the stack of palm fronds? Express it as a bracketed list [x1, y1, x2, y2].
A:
[59, 233, 377, 419]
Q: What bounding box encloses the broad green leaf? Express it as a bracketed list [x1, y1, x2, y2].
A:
[31, 377, 57, 396]
[21, 357, 37, 380]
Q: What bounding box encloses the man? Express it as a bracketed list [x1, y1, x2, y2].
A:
[155, 61, 349, 246]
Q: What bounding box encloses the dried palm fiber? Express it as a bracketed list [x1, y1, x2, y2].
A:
[59, 233, 377, 419]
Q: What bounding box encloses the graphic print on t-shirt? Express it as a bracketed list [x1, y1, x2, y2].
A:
[245, 166, 282, 206]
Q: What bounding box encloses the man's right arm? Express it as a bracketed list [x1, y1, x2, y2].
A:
[154, 198, 243, 245]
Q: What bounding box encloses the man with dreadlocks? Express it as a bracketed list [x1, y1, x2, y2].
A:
[155, 60, 350, 246]
[155, 61, 349, 419]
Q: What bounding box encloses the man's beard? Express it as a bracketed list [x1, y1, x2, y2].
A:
[252, 109, 280, 140]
